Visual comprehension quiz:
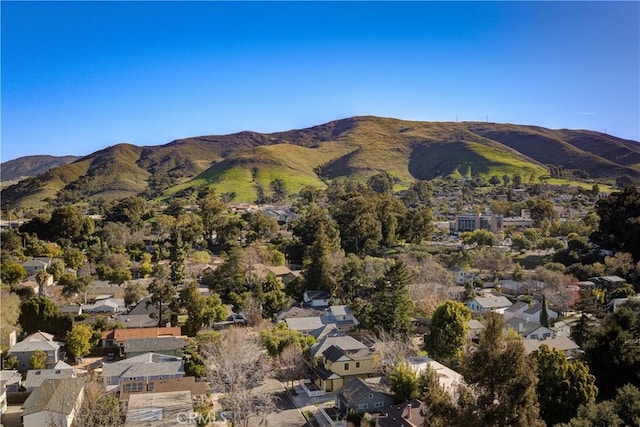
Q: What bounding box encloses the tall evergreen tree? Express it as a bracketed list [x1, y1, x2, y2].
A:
[303, 221, 336, 295]
[460, 312, 544, 427]
[170, 231, 187, 287]
[540, 294, 550, 328]
[359, 261, 415, 335]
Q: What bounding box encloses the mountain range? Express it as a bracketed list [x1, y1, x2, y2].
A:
[2, 116, 639, 209]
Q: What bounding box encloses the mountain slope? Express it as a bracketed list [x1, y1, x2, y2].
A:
[0, 155, 80, 182]
[2, 116, 638, 208]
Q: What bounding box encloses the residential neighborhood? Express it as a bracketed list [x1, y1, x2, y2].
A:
[1, 176, 639, 427]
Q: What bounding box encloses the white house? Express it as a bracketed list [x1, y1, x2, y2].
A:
[22, 377, 85, 427]
[303, 290, 332, 308]
[21, 258, 51, 276]
[8, 331, 64, 372]
[406, 356, 463, 398]
[449, 268, 477, 285]
[467, 296, 512, 314]
[505, 318, 554, 340]
[506, 302, 558, 324]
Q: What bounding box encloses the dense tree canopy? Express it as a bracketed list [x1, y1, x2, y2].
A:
[593, 186, 640, 261]
[532, 344, 598, 426]
[460, 313, 543, 427]
[424, 301, 472, 364]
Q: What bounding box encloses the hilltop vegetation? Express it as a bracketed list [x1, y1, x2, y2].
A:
[2, 116, 639, 209]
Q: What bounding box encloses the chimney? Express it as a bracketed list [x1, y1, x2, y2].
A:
[405, 403, 412, 419]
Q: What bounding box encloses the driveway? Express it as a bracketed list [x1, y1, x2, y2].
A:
[1, 404, 23, 427]
[249, 390, 307, 427]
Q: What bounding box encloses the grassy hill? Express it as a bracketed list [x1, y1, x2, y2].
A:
[2, 116, 638, 208]
[0, 155, 80, 182]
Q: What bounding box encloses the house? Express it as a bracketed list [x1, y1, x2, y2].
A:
[303, 290, 332, 308]
[0, 370, 22, 392]
[309, 326, 378, 392]
[22, 377, 86, 427]
[82, 297, 126, 314]
[284, 305, 360, 334]
[498, 280, 526, 295]
[25, 369, 75, 392]
[252, 263, 300, 286]
[21, 258, 51, 276]
[119, 376, 207, 402]
[335, 377, 394, 417]
[100, 326, 183, 348]
[590, 275, 626, 290]
[467, 319, 485, 342]
[285, 316, 324, 334]
[505, 302, 558, 324]
[24, 361, 87, 392]
[523, 336, 582, 359]
[124, 390, 194, 427]
[551, 319, 575, 337]
[126, 296, 160, 317]
[59, 305, 83, 316]
[466, 295, 512, 313]
[274, 306, 324, 323]
[325, 305, 360, 331]
[505, 318, 554, 340]
[406, 356, 463, 398]
[8, 331, 64, 372]
[450, 268, 477, 285]
[123, 337, 189, 358]
[503, 301, 529, 319]
[115, 314, 159, 328]
[375, 399, 425, 427]
[101, 352, 184, 387]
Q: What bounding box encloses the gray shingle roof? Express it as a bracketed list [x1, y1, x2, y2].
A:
[22, 377, 85, 416]
[25, 368, 76, 390]
[123, 337, 189, 354]
[337, 377, 392, 403]
[102, 352, 184, 380]
[311, 334, 367, 359]
[504, 302, 529, 313]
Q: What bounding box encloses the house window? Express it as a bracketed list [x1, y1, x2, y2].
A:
[344, 363, 349, 371]
[355, 362, 360, 368]
[124, 382, 143, 393]
[147, 382, 155, 391]
[374, 402, 385, 408]
[369, 393, 373, 399]
[358, 403, 368, 410]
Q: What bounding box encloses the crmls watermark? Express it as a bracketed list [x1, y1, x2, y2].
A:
[176, 411, 217, 425]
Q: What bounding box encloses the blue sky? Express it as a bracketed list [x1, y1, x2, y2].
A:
[2, 1, 639, 162]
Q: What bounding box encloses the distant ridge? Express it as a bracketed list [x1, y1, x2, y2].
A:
[2, 116, 638, 208]
[1, 155, 80, 182]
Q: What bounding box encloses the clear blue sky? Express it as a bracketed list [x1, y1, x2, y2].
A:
[2, 1, 639, 162]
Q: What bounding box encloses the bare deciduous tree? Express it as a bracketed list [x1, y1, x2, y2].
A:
[367, 328, 417, 375]
[275, 344, 307, 387]
[202, 327, 274, 427]
[74, 380, 122, 427]
[398, 252, 454, 316]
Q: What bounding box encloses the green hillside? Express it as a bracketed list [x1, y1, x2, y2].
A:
[2, 116, 638, 208]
